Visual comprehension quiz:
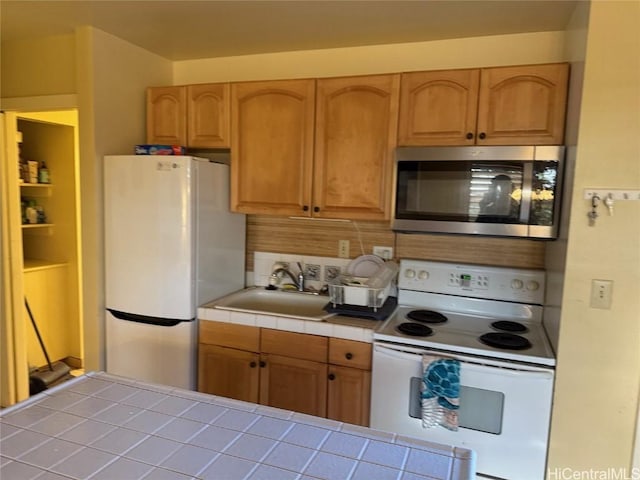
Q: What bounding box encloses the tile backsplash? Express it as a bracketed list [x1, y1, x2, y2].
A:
[252, 252, 352, 290]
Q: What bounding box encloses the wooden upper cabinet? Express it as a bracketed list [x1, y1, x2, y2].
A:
[476, 63, 569, 145]
[314, 74, 400, 220]
[146, 86, 187, 145]
[231, 79, 316, 216]
[230, 74, 399, 220]
[398, 63, 569, 146]
[147, 83, 230, 147]
[398, 69, 480, 146]
[187, 83, 231, 148]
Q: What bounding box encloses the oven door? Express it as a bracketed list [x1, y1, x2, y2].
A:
[370, 342, 554, 480]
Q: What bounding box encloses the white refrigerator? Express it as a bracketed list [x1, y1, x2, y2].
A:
[104, 155, 245, 390]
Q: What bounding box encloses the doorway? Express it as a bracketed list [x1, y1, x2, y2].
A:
[0, 109, 83, 406]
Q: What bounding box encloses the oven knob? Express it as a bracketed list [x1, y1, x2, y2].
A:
[405, 269, 416, 279]
[526, 280, 540, 291]
[511, 279, 524, 290]
[418, 270, 429, 280]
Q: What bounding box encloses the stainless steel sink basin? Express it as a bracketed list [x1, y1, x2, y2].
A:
[212, 287, 334, 321]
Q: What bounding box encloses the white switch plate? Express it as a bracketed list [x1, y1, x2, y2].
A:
[590, 279, 613, 309]
[373, 246, 394, 260]
[338, 240, 350, 258]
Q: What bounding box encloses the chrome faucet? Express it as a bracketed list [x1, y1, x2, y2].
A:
[270, 262, 305, 291]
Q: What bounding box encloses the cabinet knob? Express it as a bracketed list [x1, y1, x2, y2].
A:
[345, 353, 353, 360]
[478, 132, 486, 140]
[466, 132, 473, 140]
[259, 361, 266, 368]
[328, 373, 336, 381]
[313, 206, 320, 213]
[250, 361, 257, 368]
[302, 205, 309, 212]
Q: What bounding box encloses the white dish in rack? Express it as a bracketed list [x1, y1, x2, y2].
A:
[346, 255, 384, 277]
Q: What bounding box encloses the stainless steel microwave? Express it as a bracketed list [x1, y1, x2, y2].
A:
[392, 146, 565, 239]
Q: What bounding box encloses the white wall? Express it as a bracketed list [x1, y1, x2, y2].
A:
[174, 31, 566, 83]
[0, 34, 76, 98]
[75, 26, 172, 372]
[547, 0, 640, 474]
[543, 0, 589, 359]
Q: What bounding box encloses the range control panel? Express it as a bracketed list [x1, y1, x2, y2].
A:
[398, 259, 546, 304]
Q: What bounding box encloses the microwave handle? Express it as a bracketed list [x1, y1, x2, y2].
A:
[519, 161, 534, 224]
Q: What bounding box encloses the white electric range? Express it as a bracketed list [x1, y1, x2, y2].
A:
[370, 259, 556, 480]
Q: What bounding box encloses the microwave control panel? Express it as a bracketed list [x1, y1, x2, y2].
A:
[398, 259, 545, 304]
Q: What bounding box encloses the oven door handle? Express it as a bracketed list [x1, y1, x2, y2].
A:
[374, 343, 426, 361]
[374, 343, 554, 378]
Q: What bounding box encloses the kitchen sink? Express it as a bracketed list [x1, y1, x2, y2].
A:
[211, 287, 334, 321]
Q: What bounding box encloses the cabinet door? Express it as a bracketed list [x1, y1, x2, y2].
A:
[260, 353, 327, 417]
[328, 338, 371, 370]
[231, 79, 315, 216]
[187, 83, 231, 148]
[146, 86, 187, 145]
[199, 320, 260, 352]
[198, 344, 260, 403]
[398, 69, 480, 146]
[313, 74, 400, 220]
[327, 365, 371, 427]
[261, 328, 327, 363]
[476, 63, 569, 145]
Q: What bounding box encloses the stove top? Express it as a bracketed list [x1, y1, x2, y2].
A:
[372, 260, 556, 367]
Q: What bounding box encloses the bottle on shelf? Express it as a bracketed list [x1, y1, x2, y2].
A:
[25, 200, 38, 224]
[21, 198, 47, 224]
[19, 149, 30, 184]
[38, 161, 50, 184]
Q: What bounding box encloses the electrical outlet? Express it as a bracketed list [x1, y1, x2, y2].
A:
[590, 279, 613, 309]
[304, 264, 321, 281]
[338, 240, 350, 258]
[373, 246, 394, 260]
[325, 266, 341, 282]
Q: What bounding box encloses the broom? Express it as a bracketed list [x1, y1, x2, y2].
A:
[25, 297, 71, 394]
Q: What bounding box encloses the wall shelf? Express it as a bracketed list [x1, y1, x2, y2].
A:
[21, 223, 54, 235]
[23, 259, 67, 273]
[20, 183, 53, 197]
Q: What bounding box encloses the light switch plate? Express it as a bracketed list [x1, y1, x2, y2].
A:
[590, 279, 613, 309]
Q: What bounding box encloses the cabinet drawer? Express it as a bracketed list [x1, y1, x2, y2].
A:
[199, 320, 260, 352]
[261, 329, 327, 363]
[329, 338, 372, 370]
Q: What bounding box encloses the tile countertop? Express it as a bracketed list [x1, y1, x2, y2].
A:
[198, 303, 383, 344]
[0, 372, 476, 480]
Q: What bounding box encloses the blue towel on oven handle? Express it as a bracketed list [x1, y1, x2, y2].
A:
[421, 355, 460, 431]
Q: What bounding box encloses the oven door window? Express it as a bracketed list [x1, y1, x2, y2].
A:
[410, 378, 504, 434]
[396, 161, 525, 224]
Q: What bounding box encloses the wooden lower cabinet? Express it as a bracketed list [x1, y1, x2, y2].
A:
[198, 320, 372, 426]
[198, 344, 260, 402]
[327, 365, 371, 426]
[327, 337, 372, 426]
[260, 354, 327, 417]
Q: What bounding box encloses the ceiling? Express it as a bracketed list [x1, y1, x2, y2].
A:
[1, 1, 580, 61]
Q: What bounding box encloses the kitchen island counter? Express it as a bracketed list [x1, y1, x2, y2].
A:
[0, 372, 475, 479]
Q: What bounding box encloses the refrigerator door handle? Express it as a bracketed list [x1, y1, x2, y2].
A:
[107, 309, 192, 327]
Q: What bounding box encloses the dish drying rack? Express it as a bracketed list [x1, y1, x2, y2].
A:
[328, 261, 398, 311]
